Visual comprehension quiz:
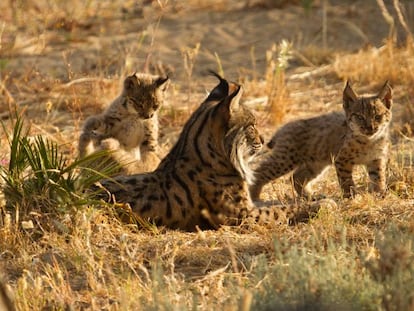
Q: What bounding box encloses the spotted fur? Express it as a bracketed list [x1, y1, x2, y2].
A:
[249, 81, 393, 200]
[78, 73, 169, 173]
[93, 73, 319, 230]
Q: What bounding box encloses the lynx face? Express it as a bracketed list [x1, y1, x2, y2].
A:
[231, 123, 263, 184]
[244, 124, 263, 157]
[123, 73, 169, 119]
[343, 81, 392, 140]
[227, 106, 263, 185]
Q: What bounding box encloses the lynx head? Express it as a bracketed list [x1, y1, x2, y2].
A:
[122, 73, 169, 119]
[343, 81, 392, 139]
[215, 84, 263, 184]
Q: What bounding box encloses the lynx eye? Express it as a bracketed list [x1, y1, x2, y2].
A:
[375, 115, 383, 122]
[355, 115, 365, 122]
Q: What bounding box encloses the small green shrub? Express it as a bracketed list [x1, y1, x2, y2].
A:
[249, 236, 381, 311]
[245, 227, 414, 311]
[0, 113, 118, 217]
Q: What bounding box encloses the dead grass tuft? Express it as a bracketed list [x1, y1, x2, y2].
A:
[333, 41, 414, 87]
[265, 41, 292, 125]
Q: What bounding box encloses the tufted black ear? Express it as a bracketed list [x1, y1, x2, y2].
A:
[227, 84, 242, 113]
[377, 81, 393, 110]
[155, 76, 170, 91]
[343, 80, 359, 109]
[215, 84, 243, 124]
[205, 70, 229, 102]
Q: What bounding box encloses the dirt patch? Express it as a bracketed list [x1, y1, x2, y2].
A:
[3, 1, 392, 80]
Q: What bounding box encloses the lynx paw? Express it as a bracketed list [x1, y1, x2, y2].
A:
[100, 138, 121, 151]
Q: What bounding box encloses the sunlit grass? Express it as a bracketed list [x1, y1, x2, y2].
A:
[0, 1, 414, 310]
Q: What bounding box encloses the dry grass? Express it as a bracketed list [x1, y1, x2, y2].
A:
[333, 42, 414, 87]
[1, 1, 414, 310]
[264, 41, 292, 125]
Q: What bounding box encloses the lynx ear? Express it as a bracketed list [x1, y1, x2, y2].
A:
[124, 75, 138, 92]
[228, 84, 242, 113]
[343, 80, 358, 109]
[155, 76, 170, 91]
[377, 81, 393, 109]
[205, 70, 229, 102]
[216, 85, 243, 123]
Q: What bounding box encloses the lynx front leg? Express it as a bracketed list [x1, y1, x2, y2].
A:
[335, 158, 355, 198]
[249, 153, 295, 201]
[248, 183, 265, 202]
[367, 158, 387, 196]
[293, 162, 327, 199]
[141, 116, 160, 155]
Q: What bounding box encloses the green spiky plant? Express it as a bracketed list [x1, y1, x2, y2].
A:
[0, 112, 120, 218]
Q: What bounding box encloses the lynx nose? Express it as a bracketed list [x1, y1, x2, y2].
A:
[366, 125, 375, 135]
[144, 112, 154, 119]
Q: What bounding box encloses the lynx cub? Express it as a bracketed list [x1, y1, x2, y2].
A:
[249, 81, 393, 200]
[78, 73, 169, 173]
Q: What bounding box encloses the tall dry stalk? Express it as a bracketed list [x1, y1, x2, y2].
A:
[265, 40, 292, 125]
[181, 43, 201, 101]
[393, 0, 413, 43]
[376, 0, 396, 43]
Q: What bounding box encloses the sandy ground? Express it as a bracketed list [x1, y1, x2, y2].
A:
[3, 0, 394, 79]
